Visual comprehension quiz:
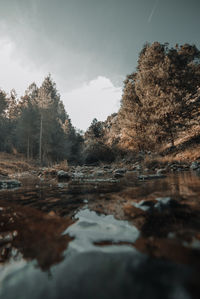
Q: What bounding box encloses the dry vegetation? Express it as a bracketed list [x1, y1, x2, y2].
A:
[0, 152, 35, 176]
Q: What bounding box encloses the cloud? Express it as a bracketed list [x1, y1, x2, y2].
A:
[62, 76, 122, 131]
[0, 37, 44, 95]
[0, 0, 142, 91]
[0, 36, 122, 131]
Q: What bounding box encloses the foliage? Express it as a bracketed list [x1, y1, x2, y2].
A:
[119, 42, 200, 150]
[0, 75, 83, 164]
[83, 141, 115, 164]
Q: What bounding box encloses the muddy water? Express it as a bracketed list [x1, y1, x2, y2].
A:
[0, 171, 200, 298]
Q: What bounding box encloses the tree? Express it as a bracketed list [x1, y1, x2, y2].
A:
[0, 90, 7, 116]
[135, 42, 200, 146]
[15, 101, 40, 159]
[0, 90, 9, 152]
[85, 118, 104, 140]
[120, 42, 200, 150]
[119, 74, 150, 150]
[35, 75, 62, 163]
[35, 74, 74, 164]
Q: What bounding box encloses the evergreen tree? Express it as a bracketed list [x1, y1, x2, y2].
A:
[0, 90, 9, 151]
[120, 42, 200, 149]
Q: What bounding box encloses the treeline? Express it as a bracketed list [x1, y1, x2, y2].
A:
[1, 42, 200, 166]
[84, 42, 200, 158]
[0, 75, 83, 164]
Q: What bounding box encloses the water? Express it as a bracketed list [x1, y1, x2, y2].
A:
[0, 171, 200, 298]
[63, 208, 140, 253]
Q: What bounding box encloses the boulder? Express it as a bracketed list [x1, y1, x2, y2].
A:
[0, 180, 21, 189]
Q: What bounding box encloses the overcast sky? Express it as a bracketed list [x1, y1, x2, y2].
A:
[0, 0, 200, 130]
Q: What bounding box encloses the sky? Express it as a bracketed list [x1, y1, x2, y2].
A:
[0, 0, 200, 130]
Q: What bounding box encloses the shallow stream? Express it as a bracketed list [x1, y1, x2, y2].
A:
[0, 171, 200, 299]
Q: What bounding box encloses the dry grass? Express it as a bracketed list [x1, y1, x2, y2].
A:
[172, 145, 200, 162]
[0, 152, 34, 175]
[144, 144, 200, 169]
[52, 160, 69, 171]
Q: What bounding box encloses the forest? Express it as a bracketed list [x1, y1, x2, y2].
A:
[0, 42, 200, 165]
[0, 75, 83, 164]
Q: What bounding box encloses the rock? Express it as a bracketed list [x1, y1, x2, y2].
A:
[94, 170, 105, 177]
[103, 165, 112, 169]
[131, 164, 142, 171]
[58, 183, 68, 188]
[156, 168, 167, 175]
[138, 174, 166, 180]
[113, 168, 126, 178]
[0, 171, 8, 178]
[190, 161, 200, 170]
[132, 200, 155, 212]
[154, 197, 179, 212]
[170, 164, 178, 171]
[0, 180, 21, 190]
[57, 170, 71, 180]
[114, 172, 125, 179]
[48, 211, 56, 217]
[72, 172, 85, 179]
[80, 178, 119, 183]
[0, 232, 13, 244]
[132, 197, 179, 213]
[114, 168, 127, 174]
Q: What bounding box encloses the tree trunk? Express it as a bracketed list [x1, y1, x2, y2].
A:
[39, 114, 43, 165]
[170, 130, 175, 147]
[27, 136, 30, 160]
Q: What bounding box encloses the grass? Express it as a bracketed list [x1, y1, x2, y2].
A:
[0, 152, 34, 175]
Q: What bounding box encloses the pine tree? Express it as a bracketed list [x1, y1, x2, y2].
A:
[16, 84, 40, 159]
[36, 74, 69, 164]
[120, 42, 200, 150]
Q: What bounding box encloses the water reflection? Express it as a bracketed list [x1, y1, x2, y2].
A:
[0, 249, 193, 299]
[0, 171, 200, 298]
[63, 208, 139, 253]
[0, 203, 73, 270]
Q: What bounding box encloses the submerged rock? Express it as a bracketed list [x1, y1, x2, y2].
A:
[154, 197, 179, 212]
[0, 180, 21, 190]
[132, 197, 179, 213]
[132, 200, 155, 212]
